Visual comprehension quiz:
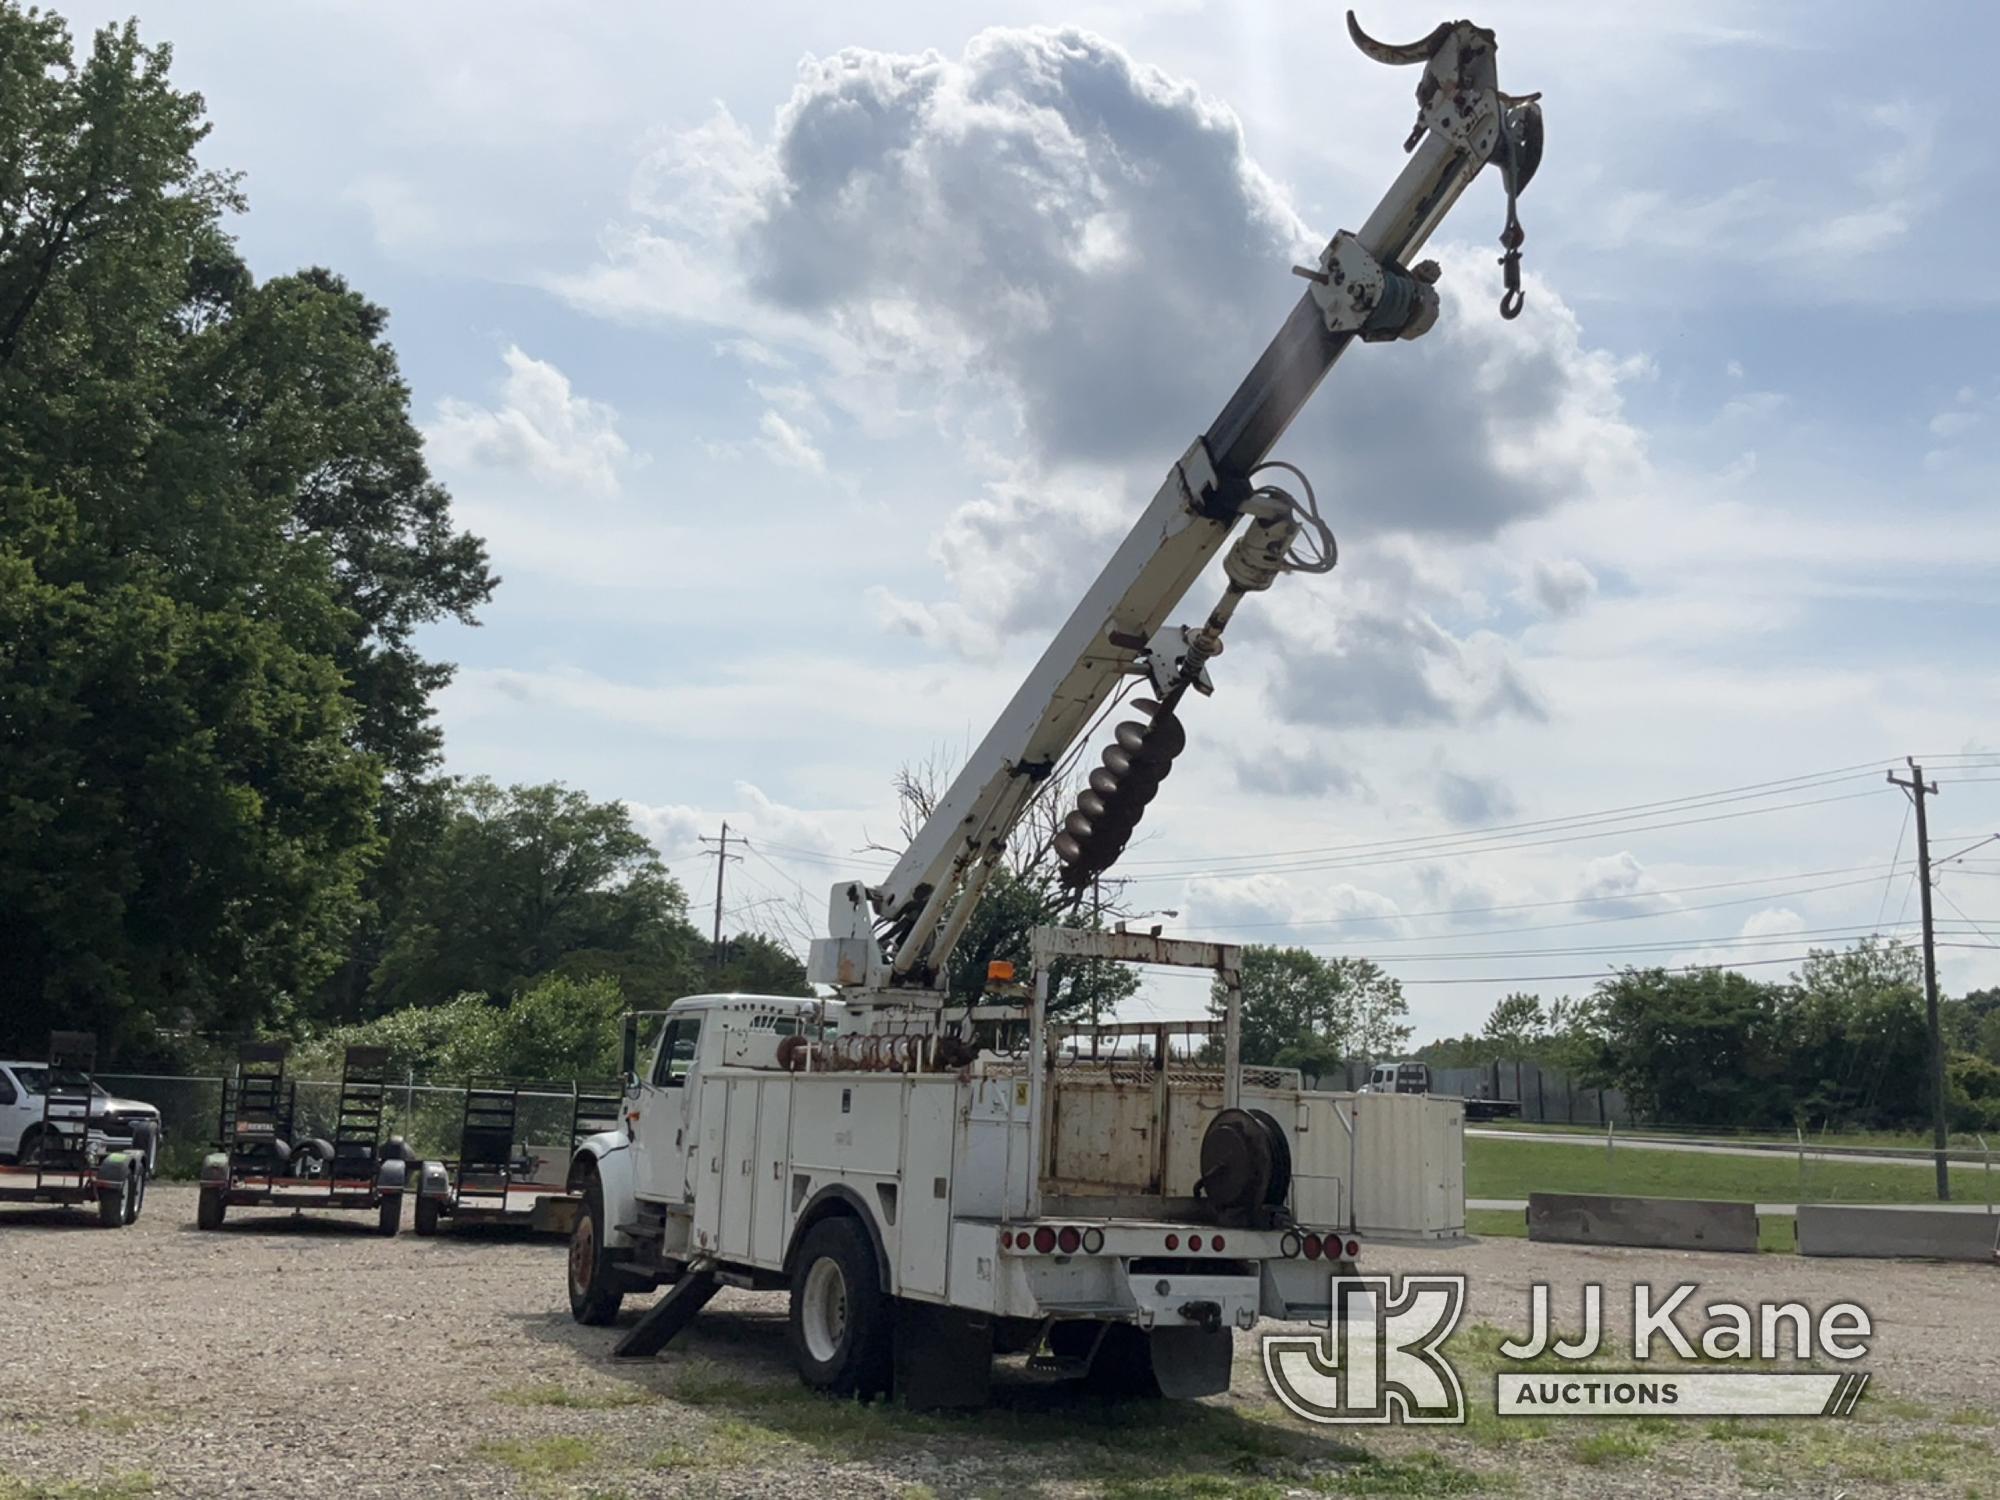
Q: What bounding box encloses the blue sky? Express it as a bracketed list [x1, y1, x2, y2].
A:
[76, 1, 2000, 1035]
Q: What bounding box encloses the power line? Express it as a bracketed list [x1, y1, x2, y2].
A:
[1116, 763, 1890, 870]
[1172, 865, 1909, 939]
[1122, 788, 1888, 884]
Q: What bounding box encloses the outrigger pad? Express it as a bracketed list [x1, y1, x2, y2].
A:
[613, 1269, 719, 1359]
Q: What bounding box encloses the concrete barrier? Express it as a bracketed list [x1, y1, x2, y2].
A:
[1795, 1205, 2000, 1262]
[1526, 1192, 1760, 1254]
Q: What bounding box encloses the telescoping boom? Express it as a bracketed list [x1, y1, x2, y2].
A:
[809, 14, 1544, 999]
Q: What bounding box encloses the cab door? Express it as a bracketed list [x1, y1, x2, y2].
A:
[634, 1014, 703, 1204]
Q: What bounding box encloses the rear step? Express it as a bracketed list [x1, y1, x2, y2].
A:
[613, 1260, 718, 1359]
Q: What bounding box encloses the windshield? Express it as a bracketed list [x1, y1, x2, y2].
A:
[10, 1065, 95, 1095]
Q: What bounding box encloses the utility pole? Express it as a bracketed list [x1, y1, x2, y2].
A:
[1888, 759, 1949, 1201]
[698, 822, 743, 975]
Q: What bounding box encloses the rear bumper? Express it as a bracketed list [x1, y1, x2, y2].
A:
[978, 1220, 1359, 1327]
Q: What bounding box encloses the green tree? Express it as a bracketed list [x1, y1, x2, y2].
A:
[1583, 967, 1789, 1128]
[1481, 992, 1546, 1056]
[1776, 940, 1928, 1129]
[710, 933, 811, 997]
[0, 7, 490, 1049]
[1212, 946, 1405, 1067]
[0, 488, 378, 1051]
[372, 779, 705, 1009]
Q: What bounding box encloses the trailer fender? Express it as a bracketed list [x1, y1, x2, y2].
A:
[199, 1151, 230, 1184]
[374, 1158, 409, 1194]
[94, 1153, 131, 1186]
[784, 1183, 892, 1289]
[416, 1159, 451, 1201]
[569, 1136, 638, 1250]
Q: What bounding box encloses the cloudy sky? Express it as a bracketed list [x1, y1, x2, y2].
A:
[81, 1, 2000, 1035]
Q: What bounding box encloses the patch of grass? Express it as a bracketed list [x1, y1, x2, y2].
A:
[1569, 1431, 1655, 1466]
[1313, 1454, 1488, 1494]
[1468, 1134, 1972, 1205]
[1702, 1421, 1790, 1443]
[1099, 1480, 1283, 1500]
[0, 1478, 155, 1500]
[475, 1435, 600, 1478]
[1947, 1407, 1997, 1428]
[494, 1382, 657, 1410]
[1734, 1424, 2000, 1491]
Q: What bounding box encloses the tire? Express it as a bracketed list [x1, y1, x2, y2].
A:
[18, 1125, 47, 1164]
[124, 1159, 148, 1225]
[786, 1216, 893, 1398]
[97, 1174, 130, 1229]
[377, 1191, 402, 1237]
[568, 1170, 624, 1326]
[414, 1190, 441, 1237]
[197, 1186, 227, 1230]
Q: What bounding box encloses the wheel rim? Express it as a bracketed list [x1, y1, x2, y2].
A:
[570, 1214, 596, 1294]
[800, 1257, 849, 1365]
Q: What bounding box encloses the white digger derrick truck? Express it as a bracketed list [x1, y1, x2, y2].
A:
[564, 14, 1541, 1406]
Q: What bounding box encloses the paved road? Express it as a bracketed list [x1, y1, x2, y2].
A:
[1469, 1196, 2000, 1215]
[1467, 1126, 1994, 1171]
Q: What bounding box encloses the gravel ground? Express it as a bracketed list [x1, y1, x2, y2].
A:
[1, 1185, 1994, 1500]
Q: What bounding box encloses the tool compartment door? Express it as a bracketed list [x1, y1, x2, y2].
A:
[751, 1079, 792, 1266]
[896, 1081, 956, 1299]
[691, 1074, 729, 1253]
[719, 1078, 758, 1260]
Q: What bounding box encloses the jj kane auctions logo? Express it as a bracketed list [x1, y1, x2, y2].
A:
[1263, 1276, 1873, 1424]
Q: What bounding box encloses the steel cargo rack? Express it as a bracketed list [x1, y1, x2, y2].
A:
[196, 1042, 414, 1234]
[0, 1032, 152, 1228]
[415, 1079, 621, 1235]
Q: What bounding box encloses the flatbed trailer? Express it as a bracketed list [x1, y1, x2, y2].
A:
[196, 1043, 412, 1234]
[414, 1080, 621, 1234]
[0, 1032, 151, 1228]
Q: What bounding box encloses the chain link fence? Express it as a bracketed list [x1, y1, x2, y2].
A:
[96, 1073, 605, 1179]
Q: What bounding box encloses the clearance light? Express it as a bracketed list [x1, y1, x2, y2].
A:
[1057, 1226, 1081, 1254]
[1082, 1228, 1105, 1254]
[1033, 1226, 1057, 1254]
[987, 960, 1017, 983]
[1302, 1233, 1323, 1260]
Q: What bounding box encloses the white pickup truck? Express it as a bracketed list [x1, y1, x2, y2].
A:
[0, 1059, 161, 1172]
[564, 930, 1461, 1406]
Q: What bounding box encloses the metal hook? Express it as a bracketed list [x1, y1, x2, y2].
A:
[1345, 11, 1456, 66]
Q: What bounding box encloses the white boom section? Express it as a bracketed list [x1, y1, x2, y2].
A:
[809, 17, 1539, 995]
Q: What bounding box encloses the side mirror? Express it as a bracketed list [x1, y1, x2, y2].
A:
[620, 1014, 639, 1078]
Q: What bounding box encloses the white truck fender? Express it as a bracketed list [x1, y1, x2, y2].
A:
[569, 1130, 638, 1250]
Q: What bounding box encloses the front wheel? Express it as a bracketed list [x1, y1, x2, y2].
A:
[568, 1172, 624, 1326]
[786, 1217, 892, 1398]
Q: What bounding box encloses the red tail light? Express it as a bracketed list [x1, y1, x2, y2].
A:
[1165, 1233, 1180, 1251]
[1188, 1234, 1203, 1251]
[1001, 1230, 1014, 1249]
[1210, 1234, 1225, 1252]
[1056, 1226, 1081, 1254]
[1302, 1232, 1323, 1259]
[1345, 1238, 1361, 1259]
[1033, 1226, 1057, 1254]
